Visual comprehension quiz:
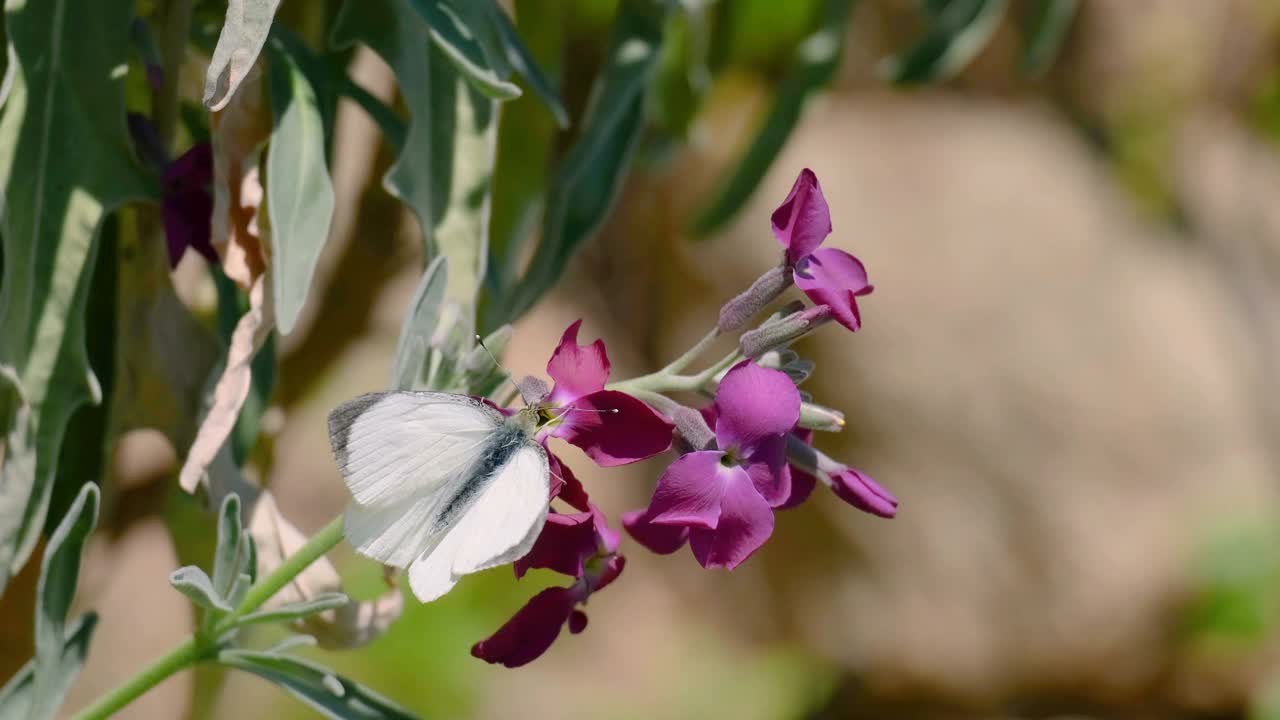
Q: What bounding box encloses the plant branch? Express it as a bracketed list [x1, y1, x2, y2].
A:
[71, 515, 346, 719]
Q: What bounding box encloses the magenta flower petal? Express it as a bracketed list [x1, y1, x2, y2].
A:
[592, 554, 625, 594]
[794, 247, 873, 332]
[552, 390, 674, 467]
[547, 449, 591, 511]
[743, 434, 790, 507]
[623, 510, 690, 554]
[547, 320, 611, 404]
[568, 611, 588, 634]
[688, 468, 775, 569]
[713, 362, 800, 452]
[514, 512, 598, 579]
[831, 468, 898, 518]
[471, 587, 578, 668]
[646, 451, 731, 528]
[771, 168, 832, 261]
[777, 466, 818, 510]
[162, 143, 216, 268]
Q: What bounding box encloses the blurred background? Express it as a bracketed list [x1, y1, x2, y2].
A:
[18, 0, 1280, 717]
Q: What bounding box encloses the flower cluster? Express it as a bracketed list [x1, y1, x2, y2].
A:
[468, 169, 897, 666]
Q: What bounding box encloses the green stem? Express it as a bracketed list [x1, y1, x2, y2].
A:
[72, 515, 346, 719]
[72, 638, 205, 720]
[662, 328, 720, 376]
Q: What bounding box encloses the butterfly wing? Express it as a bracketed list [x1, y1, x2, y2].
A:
[329, 391, 503, 567]
[407, 440, 550, 602]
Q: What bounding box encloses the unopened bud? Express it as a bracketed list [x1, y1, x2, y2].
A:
[670, 405, 716, 451]
[517, 376, 550, 404]
[717, 264, 793, 332]
[739, 305, 832, 359]
[798, 401, 844, 432]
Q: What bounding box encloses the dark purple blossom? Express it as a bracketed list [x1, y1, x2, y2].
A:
[772, 169, 873, 332]
[625, 361, 799, 569]
[163, 143, 217, 268]
[542, 320, 674, 466]
[473, 505, 624, 668]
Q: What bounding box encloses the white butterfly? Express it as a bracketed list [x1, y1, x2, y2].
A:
[328, 391, 550, 603]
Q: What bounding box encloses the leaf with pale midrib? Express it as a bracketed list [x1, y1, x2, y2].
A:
[0, 0, 154, 595]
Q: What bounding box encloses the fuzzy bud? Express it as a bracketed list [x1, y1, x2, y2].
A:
[739, 305, 833, 359]
[717, 263, 793, 332]
[517, 376, 550, 405]
[669, 405, 716, 451]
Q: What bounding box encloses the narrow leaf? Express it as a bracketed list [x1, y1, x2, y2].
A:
[204, 0, 284, 111]
[212, 492, 245, 598]
[504, 0, 671, 323]
[1019, 0, 1078, 77]
[691, 0, 855, 236]
[390, 256, 448, 391]
[484, 3, 568, 127]
[170, 566, 233, 613]
[0, 0, 153, 593]
[266, 35, 337, 335]
[30, 485, 99, 719]
[0, 613, 97, 720]
[235, 592, 350, 628]
[881, 0, 1008, 86]
[332, 0, 498, 315]
[405, 0, 521, 99]
[217, 650, 421, 720]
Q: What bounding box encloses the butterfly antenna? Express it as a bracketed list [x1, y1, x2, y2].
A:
[475, 334, 526, 401]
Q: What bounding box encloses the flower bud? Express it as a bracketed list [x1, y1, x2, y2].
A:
[717, 263, 793, 332]
[669, 404, 716, 451]
[739, 305, 832, 359]
[798, 400, 844, 432]
[517, 376, 550, 404]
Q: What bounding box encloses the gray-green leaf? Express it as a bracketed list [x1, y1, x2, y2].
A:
[266, 35, 337, 336]
[0, 613, 96, 720]
[170, 566, 233, 613]
[204, 0, 284, 110]
[0, 0, 153, 595]
[21, 484, 99, 720]
[217, 650, 421, 719]
[235, 592, 350, 628]
[332, 0, 498, 323]
[405, 0, 521, 100]
[390, 256, 448, 391]
[212, 493, 249, 599]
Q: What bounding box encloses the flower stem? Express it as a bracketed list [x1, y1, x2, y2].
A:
[72, 638, 205, 720]
[662, 328, 720, 376]
[71, 515, 346, 719]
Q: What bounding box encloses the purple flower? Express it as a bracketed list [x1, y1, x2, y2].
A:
[542, 320, 674, 466]
[772, 169, 873, 332]
[163, 143, 218, 269]
[829, 466, 898, 518]
[474, 506, 624, 668]
[625, 361, 799, 569]
[545, 447, 591, 512]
